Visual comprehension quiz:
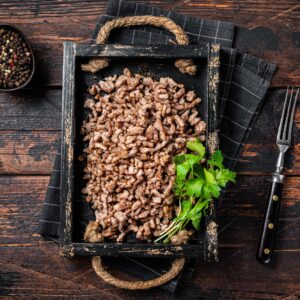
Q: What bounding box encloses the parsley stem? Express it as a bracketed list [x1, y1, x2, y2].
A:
[154, 222, 180, 243]
[157, 220, 177, 236]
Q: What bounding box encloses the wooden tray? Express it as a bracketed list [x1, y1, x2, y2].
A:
[60, 42, 220, 259]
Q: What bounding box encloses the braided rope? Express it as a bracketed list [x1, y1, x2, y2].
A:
[81, 15, 197, 75]
[92, 256, 185, 290]
[95, 16, 189, 45]
[85, 221, 185, 290]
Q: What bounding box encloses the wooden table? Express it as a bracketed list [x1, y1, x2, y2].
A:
[0, 1, 299, 299]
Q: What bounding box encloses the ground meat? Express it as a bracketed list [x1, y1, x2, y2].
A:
[81, 68, 206, 242]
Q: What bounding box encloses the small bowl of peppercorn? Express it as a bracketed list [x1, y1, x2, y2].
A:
[0, 24, 35, 91]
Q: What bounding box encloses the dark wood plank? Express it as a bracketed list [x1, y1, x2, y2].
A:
[0, 261, 118, 299]
[0, 89, 61, 131]
[0, 89, 298, 175]
[0, 131, 60, 174]
[0, 175, 299, 298]
[0, 0, 298, 87]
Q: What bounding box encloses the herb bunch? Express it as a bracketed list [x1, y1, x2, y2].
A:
[154, 139, 236, 244]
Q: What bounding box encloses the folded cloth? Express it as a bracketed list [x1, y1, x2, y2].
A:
[38, 0, 276, 292]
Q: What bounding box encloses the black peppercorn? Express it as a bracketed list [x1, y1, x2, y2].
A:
[0, 27, 33, 89]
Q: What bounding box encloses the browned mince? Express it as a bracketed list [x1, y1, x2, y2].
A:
[81, 68, 206, 242]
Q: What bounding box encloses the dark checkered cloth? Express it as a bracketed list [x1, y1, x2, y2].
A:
[38, 0, 276, 292]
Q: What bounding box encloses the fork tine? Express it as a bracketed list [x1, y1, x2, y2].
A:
[277, 87, 290, 141]
[282, 87, 294, 141]
[287, 88, 299, 143]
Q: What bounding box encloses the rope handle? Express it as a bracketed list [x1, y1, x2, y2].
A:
[92, 256, 185, 290]
[95, 15, 189, 45]
[81, 15, 197, 75]
[85, 221, 186, 289]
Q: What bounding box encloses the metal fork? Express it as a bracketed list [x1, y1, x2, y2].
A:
[257, 87, 299, 264]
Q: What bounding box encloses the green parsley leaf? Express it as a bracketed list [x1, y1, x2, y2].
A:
[173, 154, 186, 165]
[203, 182, 221, 199]
[216, 168, 236, 187]
[190, 213, 202, 231]
[208, 150, 224, 169]
[203, 168, 217, 184]
[189, 199, 210, 216]
[183, 154, 202, 166]
[176, 163, 190, 180]
[186, 138, 205, 159]
[173, 179, 185, 197]
[185, 178, 204, 198]
[193, 164, 205, 179]
[188, 199, 210, 230]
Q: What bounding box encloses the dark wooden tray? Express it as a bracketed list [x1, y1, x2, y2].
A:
[60, 42, 220, 259]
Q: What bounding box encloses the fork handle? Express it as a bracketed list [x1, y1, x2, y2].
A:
[256, 179, 283, 264]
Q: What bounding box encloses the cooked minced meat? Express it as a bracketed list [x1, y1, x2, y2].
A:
[81, 68, 206, 242]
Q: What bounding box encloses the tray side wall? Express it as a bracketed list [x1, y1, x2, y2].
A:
[204, 44, 221, 262]
[60, 42, 76, 257]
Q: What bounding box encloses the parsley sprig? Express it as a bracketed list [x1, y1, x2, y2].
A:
[154, 139, 236, 244]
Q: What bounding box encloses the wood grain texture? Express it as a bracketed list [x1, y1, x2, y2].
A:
[0, 175, 299, 298]
[0, 89, 62, 130]
[0, 0, 298, 87]
[0, 0, 299, 298]
[0, 131, 60, 174]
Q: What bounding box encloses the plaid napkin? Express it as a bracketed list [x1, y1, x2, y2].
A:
[38, 0, 276, 292]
